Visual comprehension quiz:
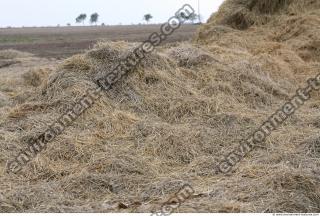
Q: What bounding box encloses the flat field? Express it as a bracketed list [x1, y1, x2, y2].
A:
[0, 24, 198, 58]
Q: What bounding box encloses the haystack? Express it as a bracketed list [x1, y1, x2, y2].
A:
[1, 0, 320, 213]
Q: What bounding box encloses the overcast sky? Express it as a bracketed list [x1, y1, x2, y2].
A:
[0, 0, 224, 27]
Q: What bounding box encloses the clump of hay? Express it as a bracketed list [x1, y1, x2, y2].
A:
[195, 25, 235, 45]
[0, 92, 9, 108]
[61, 54, 92, 72]
[205, 0, 314, 30]
[166, 43, 218, 68]
[265, 171, 320, 212]
[214, 60, 291, 108]
[87, 41, 132, 63]
[273, 15, 320, 62]
[0, 60, 20, 69]
[297, 40, 320, 62]
[0, 49, 33, 59]
[22, 68, 50, 87]
[303, 136, 320, 158]
[248, 0, 293, 14]
[195, 0, 320, 46]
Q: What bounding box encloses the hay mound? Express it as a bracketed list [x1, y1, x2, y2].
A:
[195, 0, 320, 63]
[1, 0, 320, 213]
[205, 0, 320, 30]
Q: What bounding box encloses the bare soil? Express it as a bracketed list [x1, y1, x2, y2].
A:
[0, 25, 198, 58]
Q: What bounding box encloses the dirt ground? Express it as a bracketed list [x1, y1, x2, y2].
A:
[0, 25, 198, 58]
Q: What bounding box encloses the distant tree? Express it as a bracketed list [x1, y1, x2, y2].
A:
[67, 23, 71, 26]
[189, 13, 199, 24]
[180, 12, 198, 24]
[190, 14, 199, 24]
[101, 23, 106, 26]
[76, 14, 87, 25]
[143, 14, 153, 24]
[90, 13, 99, 25]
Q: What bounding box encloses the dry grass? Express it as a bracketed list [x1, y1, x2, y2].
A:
[22, 68, 50, 87]
[61, 54, 92, 72]
[0, 0, 320, 213]
[0, 49, 32, 59]
[203, 0, 320, 30]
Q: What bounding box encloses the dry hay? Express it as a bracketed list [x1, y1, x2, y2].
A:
[0, 92, 10, 108]
[195, 0, 320, 68]
[0, 49, 33, 60]
[265, 170, 320, 212]
[22, 68, 50, 87]
[0, 0, 320, 213]
[0, 60, 20, 69]
[60, 54, 92, 72]
[165, 43, 219, 68]
[204, 0, 320, 30]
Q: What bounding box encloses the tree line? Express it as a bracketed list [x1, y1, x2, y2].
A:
[74, 12, 200, 26]
[76, 13, 99, 25]
[143, 13, 199, 24]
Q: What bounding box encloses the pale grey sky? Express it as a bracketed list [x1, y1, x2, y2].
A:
[0, 0, 224, 27]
